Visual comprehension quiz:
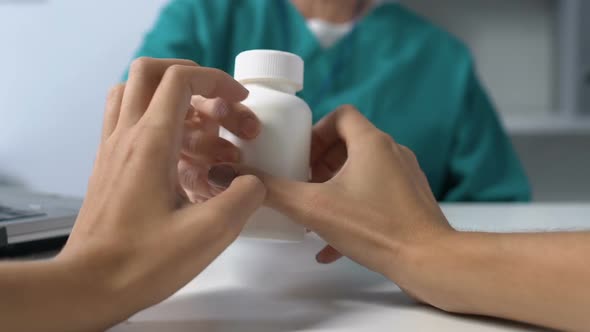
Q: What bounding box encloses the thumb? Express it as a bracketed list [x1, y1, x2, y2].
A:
[172, 172, 265, 252]
[202, 173, 267, 227]
[208, 164, 319, 228]
[175, 169, 266, 235]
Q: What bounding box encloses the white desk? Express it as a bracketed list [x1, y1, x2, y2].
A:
[110, 204, 590, 332]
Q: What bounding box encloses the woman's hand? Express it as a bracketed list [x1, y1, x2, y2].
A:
[213, 105, 590, 331]
[211, 105, 453, 284]
[51, 58, 266, 331]
[178, 96, 260, 202]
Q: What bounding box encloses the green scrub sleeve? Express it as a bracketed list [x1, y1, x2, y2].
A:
[122, 0, 202, 81]
[443, 66, 532, 202]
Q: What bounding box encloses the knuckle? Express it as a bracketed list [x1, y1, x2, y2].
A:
[107, 84, 124, 101]
[366, 131, 393, 148]
[377, 132, 394, 145]
[376, 131, 394, 143]
[182, 59, 199, 67]
[400, 145, 417, 160]
[129, 57, 156, 77]
[202, 67, 224, 77]
[164, 64, 188, 82]
[337, 104, 360, 114]
[206, 68, 229, 83]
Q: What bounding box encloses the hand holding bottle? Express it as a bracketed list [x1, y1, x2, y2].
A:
[211, 105, 453, 280]
[179, 96, 261, 202]
[49, 58, 266, 332]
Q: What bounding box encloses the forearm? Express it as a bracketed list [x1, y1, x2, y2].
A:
[0, 258, 128, 332]
[401, 232, 590, 331]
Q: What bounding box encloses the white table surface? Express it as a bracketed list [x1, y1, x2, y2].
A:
[110, 204, 590, 332]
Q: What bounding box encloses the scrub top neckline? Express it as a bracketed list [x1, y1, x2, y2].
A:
[282, 0, 394, 55]
[280, 0, 403, 110]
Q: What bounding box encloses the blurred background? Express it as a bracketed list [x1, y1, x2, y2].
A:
[0, 0, 589, 201]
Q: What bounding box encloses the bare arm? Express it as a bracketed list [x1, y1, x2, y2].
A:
[0, 58, 266, 332]
[0, 260, 125, 332]
[404, 231, 590, 331]
[230, 106, 590, 332]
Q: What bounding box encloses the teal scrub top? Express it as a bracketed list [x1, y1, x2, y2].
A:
[127, 0, 531, 202]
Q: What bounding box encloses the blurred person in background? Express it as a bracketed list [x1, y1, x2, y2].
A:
[127, 0, 530, 203]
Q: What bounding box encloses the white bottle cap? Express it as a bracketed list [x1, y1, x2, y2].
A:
[234, 50, 304, 92]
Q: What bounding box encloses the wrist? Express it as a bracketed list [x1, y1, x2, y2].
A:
[388, 229, 467, 310]
[55, 244, 140, 328]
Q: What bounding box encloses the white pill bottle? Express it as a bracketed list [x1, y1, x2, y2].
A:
[221, 50, 312, 242]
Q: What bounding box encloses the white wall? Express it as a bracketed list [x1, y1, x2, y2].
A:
[400, 0, 558, 115]
[512, 133, 590, 202]
[400, 0, 590, 202]
[0, 0, 169, 196]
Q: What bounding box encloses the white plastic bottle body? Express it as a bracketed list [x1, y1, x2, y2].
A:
[220, 84, 312, 241]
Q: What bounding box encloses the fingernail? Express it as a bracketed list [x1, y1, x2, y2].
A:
[240, 86, 250, 98]
[240, 116, 260, 138]
[208, 165, 238, 189]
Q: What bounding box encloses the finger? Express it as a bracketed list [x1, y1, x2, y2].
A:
[182, 131, 240, 163]
[189, 96, 222, 135]
[170, 175, 264, 276]
[174, 177, 190, 206]
[311, 105, 377, 162]
[209, 164, 319, 229]
[205, 174, 266, 221]
[192, 96, 260, 139]
[178, 158, 211, 199]
[102, 84, 125, 141]
[316, 245, 344, 264]
[221, 103, 260, 139]
[310, 162, 334, 184]
[183, 109, 221, 147]
[311, 142, 347, 183]
[142, 66, 249, 150]
[179, 154, 235, 200]
[177, 175, 266, 238]
[119, 58, 199, 128]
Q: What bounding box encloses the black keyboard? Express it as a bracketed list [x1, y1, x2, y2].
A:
[0, 204, 46, 222]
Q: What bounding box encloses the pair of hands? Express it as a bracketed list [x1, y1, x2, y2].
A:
[177, 69, 453, 274]
[57, 58, 453, 328]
